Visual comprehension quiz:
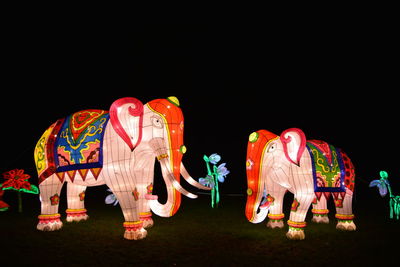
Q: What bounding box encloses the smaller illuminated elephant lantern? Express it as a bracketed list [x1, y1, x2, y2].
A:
[34, 96, 210, 240]
[245, 128, 356, 240]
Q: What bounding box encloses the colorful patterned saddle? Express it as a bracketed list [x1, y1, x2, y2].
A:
[55, 109, 109, 172]
[306, 140, 346, 193]
[34, 109, 109, 183]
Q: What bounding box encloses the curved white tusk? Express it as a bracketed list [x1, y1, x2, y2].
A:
[180, 162, 212, 190]
[169, 175, 198, 199]
[158, 158, 198, 199]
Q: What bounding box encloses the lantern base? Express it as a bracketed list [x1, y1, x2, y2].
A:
[336, 220, 356, 231]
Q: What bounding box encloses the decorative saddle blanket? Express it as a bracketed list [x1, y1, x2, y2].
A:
[306, 140, 346, 192]
[55, 109, 110, 172]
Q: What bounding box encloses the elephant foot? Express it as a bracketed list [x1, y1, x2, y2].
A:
[66, 214, 89, 222]
[124, 228, 147, 240]
[37, 214, 63, 231]
[266, 220, 284, 229]
[286, 220, 306, 240]
[336, 221, 356, 231]
[123, 221, 147, 240]
[335, 214, 356, 231]
[142, 218, 154, 229]
[140, 212, 153, 229]
[286, 229, 305, 240]
[312, 215, 329, 224]
[66, 208, 89, 222]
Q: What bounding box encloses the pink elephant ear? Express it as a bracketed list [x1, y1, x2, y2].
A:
[280, 128, 306, 166]
[109, 97, 144, 151]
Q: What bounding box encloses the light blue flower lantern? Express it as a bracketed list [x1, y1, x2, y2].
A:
[369, 170, 400, 220]
[199, 153, 230, 208]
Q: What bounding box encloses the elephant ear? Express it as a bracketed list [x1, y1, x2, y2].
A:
[109, 97, 144, 151]
[280, 128, 306, 166]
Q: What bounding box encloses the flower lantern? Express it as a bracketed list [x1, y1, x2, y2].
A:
[199, 153, 230, 208]
[1, 169, 39, 212]
[370, 171, 400, 220]
[0, 188, 9, 211]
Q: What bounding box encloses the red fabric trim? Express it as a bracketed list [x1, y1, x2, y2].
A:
[38, 119, 65, 183]
[245, 130, 278, 222]
[78, 169, 89, 181]
[90, 168, 102, 180]
[55, 172, 65, 183]
[123, 221, 143, 231]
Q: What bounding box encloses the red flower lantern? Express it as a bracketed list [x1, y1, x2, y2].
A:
[0, 188, 9, 211]
[1, 169, 39, 212]
[1, 169, 38, 193]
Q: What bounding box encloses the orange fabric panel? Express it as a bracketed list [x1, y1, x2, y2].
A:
[147, 98, 184, 216]
[245, 130, 277, 221]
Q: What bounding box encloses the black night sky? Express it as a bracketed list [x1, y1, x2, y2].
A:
[2, 23, 398, 197]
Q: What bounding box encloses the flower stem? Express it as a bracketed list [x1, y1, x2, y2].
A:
[18, 191, 23, 213]
[213, 165, 220, 207]
[204, 158, 214, 208]
[387, 184, 393, 198]
[211, 187, 215, 208]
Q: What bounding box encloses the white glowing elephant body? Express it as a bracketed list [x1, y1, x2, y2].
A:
[34, 97, 208, 240]
[245, 128, 356, 240]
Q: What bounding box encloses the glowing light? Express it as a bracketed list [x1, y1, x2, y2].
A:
[198, 153, 230, 208]
[1, 169, 38, 213]
[369, 170, 400, 220]
[245, 128, 356, 240]
[35, 96, 208, 240]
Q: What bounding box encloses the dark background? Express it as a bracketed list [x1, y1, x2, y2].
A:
[2, 23, 398, 198]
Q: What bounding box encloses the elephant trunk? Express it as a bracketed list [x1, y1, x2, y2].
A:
[245, 130, 278, 223]
[146, 96, 202, 217]
[150, 138, 197, 217]
[148, 135, 197, 217]
[150, 154, 197, 217]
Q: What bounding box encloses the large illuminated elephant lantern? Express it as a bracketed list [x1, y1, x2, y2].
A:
[245, 128, 356, 240]
[34, 96, 209, 240]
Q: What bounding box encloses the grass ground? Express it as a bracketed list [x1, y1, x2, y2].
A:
[0, 188, 398, 266]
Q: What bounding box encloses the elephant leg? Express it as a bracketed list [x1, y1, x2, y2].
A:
[138, 162, 155, 229]
[265, 183, 286, 229]
[286, 193, 314, 240]
[335, 191, 356, 231]
[66, 183, 89, 222]
[140, 186, 154, 228]
[116, 190, 147, 240]
[137, 183, 154, 229]
[311, 195, 329, 223]
[37, 174, 64, 231]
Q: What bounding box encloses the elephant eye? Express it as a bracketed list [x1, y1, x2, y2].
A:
[151, 116, 163, 129]
[267, 143, 276, 153]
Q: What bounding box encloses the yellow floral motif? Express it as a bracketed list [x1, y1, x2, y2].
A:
[34, 122, 57, 175]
